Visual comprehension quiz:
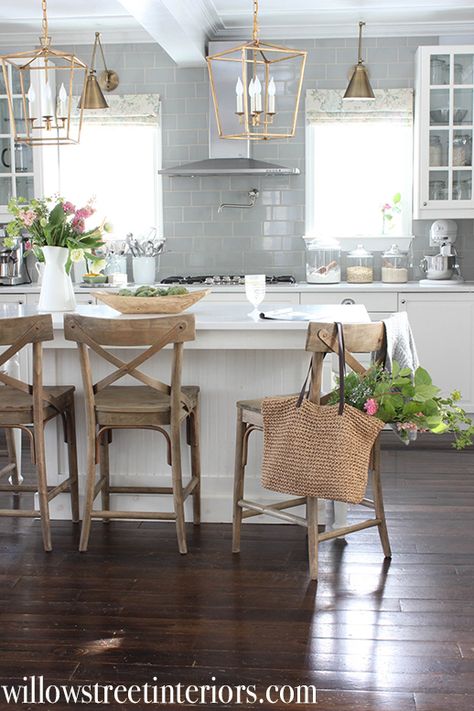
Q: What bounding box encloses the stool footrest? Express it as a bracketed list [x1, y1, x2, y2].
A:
[109, 486, 173, 495]
[319, 518, 381, 542]
[239, 498, 307, 527]
[0, 509, 39, 518]
[90, 510, 177, 520]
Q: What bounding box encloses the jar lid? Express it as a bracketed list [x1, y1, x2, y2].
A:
[383, 243, 407, 258]
[304, 236, 340, 249]
[347, 243, 373, 257]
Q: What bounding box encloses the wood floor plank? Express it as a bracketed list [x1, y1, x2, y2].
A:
[0, 440, 473, 710]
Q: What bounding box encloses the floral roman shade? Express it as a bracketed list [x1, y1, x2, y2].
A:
[306, 88, 413, 125]
[72, 94, 160, 126]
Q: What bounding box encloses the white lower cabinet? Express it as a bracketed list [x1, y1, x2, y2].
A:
[400, 293, 474, 411]
[24, 293, 96, 306]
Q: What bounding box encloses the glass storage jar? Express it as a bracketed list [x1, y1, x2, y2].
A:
[453, 134, 472, 166]
[381, 244, 409, 283]
[429, 135, 442, 166]
[304, 237, 341, 283]
[346, 244, 374, 283]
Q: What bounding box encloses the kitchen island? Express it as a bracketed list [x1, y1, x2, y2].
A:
[1, 301, 369, 522]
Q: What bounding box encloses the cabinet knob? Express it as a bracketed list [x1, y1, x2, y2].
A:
[401, 299, 406, 305]
[88, 299, 93, 304]
[341, 298, 355, 305]
[423, 201, 427, 206]
[18, 300, 23, 305]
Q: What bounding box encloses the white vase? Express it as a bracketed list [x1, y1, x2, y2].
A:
[37, 246, 76, 312]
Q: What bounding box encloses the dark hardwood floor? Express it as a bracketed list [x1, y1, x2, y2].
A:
[0, 435, 473, 709]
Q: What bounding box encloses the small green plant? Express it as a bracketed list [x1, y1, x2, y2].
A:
[329, 361, 474, 449]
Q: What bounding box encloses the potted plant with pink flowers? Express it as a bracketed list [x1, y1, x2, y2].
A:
[7, 196, 108, 312]
[328, 361, 474, 449]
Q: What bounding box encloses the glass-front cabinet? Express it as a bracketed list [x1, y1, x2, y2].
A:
[0, 65, 38, 221]
[414, 46, 474, 218]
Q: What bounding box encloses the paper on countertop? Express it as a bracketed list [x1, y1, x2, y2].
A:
[259, 304, 370, 323]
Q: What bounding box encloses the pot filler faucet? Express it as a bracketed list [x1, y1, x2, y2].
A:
[218, 188, 259, 213]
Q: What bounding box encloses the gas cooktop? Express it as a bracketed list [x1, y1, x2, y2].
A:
[160, 275, 296, 286]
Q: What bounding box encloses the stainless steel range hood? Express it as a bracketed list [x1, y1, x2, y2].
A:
[159, 41, 300, 178]
[159, 157, 299, 177]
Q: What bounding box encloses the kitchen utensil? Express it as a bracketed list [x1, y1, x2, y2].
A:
[93, 289, 210, 314]
[420, 254, 456, 280]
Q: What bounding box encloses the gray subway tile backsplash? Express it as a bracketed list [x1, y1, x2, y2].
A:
[66, 35, 474, 281]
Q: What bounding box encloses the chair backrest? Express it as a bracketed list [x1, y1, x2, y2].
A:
[64, 313, 196, 423]
[304, 321, 386, 404]
[0, 314, 54, 410]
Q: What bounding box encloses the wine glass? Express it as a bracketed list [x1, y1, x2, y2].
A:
[245, 274, 266, 318]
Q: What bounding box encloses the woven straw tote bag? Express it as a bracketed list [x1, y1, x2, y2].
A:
[261, 323, 384, 504]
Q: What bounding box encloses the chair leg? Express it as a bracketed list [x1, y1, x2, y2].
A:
[5, 428, 20, 486]
[65, 404, 80, 524]
[171, 421, 187, 554]
[79, 436, 98, 552]
[189, 404, 201, 526]
[372, 438, 392, 559]
[232, 407, 246, 554]
[34, 423, 52, 552]
[99, 430, 111, 523]
[306, 496, 319, 580]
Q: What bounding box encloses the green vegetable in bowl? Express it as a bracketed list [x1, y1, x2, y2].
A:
[167, 286, 189, 295]
[117, 285, 189, 297]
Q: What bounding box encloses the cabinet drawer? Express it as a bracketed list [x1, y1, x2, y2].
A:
[25, 293, 96, 305]
[300, 291, 397, 312]
[205, 292, 299, 304]
[0, 293, 26, 305]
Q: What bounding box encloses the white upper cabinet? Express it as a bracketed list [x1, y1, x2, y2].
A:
[0, 65, 36, 219]
[414, 45, 474, 219]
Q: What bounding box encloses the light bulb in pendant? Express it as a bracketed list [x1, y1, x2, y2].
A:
[254, 75, 262, 113]
[43, 81, 54, 118]
[248, 77, 256, 113]
[235, 76, 244, 114]
[27, 84, 36, 119]
[268, 77, 276, 114]
[57, 83, 67, 119]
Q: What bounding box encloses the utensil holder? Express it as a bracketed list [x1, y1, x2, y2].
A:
[132, 256, 156, 285]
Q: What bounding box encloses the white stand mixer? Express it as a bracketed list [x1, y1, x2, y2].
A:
[419, 219, 463, 285]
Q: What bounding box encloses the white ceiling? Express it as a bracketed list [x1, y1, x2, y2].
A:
[1, 0, 474, 65]
[208, 0, 474, 40]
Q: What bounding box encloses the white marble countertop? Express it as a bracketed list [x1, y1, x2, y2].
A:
[0, 302, 370, 331]
[2, 281, 474, 294]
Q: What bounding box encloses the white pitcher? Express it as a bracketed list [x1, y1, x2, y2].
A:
[37, 246, 76, 312]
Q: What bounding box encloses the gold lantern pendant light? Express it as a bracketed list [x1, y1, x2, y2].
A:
[0, 0, 88, 145]
[343, 21, 375, 100]
[207, 0, 307, 141]
[79, 32, 119, 110]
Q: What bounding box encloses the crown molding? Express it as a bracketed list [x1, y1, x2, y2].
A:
[0, 27, 154, 48]
[210, 21, 474, 40]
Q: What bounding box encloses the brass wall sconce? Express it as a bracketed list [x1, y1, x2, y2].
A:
[79, 32, 120, 110]
[343, 21, 375, 100]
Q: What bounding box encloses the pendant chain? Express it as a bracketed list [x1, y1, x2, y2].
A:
[252, 0, 259, 44]
[41, 0, 49, 41]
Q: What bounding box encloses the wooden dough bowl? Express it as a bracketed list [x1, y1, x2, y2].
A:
[93, 289, 210, 314]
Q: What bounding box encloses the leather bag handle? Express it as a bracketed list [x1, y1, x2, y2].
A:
[296, 321, 346, 415]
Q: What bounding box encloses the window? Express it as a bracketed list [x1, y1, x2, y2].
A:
[53, 94, 162, 238]
[306, 89, 413, 239]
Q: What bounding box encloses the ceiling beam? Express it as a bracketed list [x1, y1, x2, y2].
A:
[117, 0, 220, 66]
